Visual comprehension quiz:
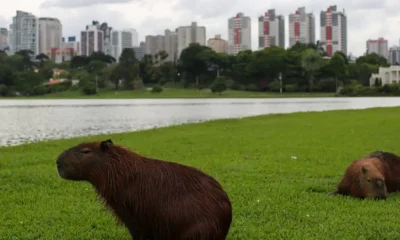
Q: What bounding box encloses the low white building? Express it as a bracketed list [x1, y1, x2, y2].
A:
[370, 65, 400, 86]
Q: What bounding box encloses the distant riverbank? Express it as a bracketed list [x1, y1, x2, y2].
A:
[0, 88, 336, 100]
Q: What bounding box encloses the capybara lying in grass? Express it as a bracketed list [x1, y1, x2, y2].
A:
[332, 151, 400, 200]
[56, 139, 232, 240]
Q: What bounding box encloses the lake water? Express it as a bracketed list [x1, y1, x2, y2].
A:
[1, 97, 400, 147]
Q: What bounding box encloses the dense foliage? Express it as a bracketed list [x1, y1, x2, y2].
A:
[0, 42, 392, 97]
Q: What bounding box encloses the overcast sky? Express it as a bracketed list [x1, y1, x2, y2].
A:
[0, 0, 399, 57]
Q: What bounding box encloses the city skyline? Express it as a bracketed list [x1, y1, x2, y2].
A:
[0, 0, 398, 57]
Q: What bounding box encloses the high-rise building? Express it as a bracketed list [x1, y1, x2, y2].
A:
[80, 24, 104, 56]
[133, 42, 145, 60]
[366, 38, 388, 58]
[110, 29, 133, 61]
[144, 35, 165, 56]
[288, 7, 315, 47]
[258, 9, 285, 50]
[0, 28, 8, 51]
[9, 10, 39, 56]
[388, 46, 400, 65]
[38, 17, 62, 55]
[176, 22, 206, 58]
[124, 28, 139, 47]
[228, 12, 251, 55]
[320, 5, 347, 56]
[207, 34, 228, 53]
[164, 29, 177, 62]
[98, 22, 113, 56]
[62, 36, 80, 55]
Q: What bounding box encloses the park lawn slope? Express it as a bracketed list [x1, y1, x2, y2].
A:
[1, 107, 400, 239]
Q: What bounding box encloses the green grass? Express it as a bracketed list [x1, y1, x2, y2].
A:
[2, 107, 400, 239]
[1, 88, 335, 99]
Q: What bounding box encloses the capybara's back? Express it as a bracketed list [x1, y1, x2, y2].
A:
[56, 139, 232, 240]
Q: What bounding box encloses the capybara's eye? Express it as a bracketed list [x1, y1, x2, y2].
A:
[367, 179, 371, 182]
[80, 148, 91, 154]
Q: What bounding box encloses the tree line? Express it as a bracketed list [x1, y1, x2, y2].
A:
[0, 42, 392, 97]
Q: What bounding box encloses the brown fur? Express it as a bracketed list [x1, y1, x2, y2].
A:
[332, 151, 400, 199]
[56, 139, 232, 240]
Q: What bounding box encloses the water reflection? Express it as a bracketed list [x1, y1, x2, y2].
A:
[1, 97, 400, 146]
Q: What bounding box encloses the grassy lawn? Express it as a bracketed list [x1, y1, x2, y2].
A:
[1, 88, 335, 99]
[2, 107, 400, 239]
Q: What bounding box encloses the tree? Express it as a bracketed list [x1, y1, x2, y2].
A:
[301, 49, 323, 92]
[178, 43, 211, 85]
[210, 76, 228, 95]
[356, 53, 389, 67]
[119, 48, 137, 65]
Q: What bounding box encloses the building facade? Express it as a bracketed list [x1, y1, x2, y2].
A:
[144, 35, 165, 56]
[124, 28, 139, 47]
[9, 10, 39, 56]
[370, 65, 400, 86]
[62, 36, 80, 55]
[80, 24, 104, 56]
[207, 34, 228, 53]
[47, 47, 75, 63]
[0, 28, 8, 51]
[38, 17, 62, 55]
[164, 29, 178, 62]
[320, 5, 347, 56]
[133, 41, 145, 60]
[258, 9, 285, 50]
[176, 22, 206, 58]
[366, 38, 388, 58]
[228, 12, 251, 55]
[389, 46, 400, 65]
[110, 29, 133, 61]
[288, 7, 315, 47]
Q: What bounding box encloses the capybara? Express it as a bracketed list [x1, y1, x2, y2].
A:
[56, 139, 232, 240]
[331, 151, 400, 200]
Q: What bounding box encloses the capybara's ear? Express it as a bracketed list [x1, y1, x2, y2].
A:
[100, 139, 113, 151]
[361, 166, 368, 174]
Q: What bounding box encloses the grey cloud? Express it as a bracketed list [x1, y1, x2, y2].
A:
[40, 0, 136, 8]
[0, 16, 9, 28]
[37, 5, 132, 38]
[173, 0, 237, 18]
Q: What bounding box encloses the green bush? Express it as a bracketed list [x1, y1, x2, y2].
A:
[82, 83, 97, 95]
[284, 84, 298, 92]
[210, 76, 227, 95]
[231, 82, 244, 91]
[0, 84, 8, 96]
[338, 82, 400, 97]
[151, 84, 163, 93]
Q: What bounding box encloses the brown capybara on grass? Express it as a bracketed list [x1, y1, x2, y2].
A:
[331, 151, 400, 200]
[56, 139, 232, 240]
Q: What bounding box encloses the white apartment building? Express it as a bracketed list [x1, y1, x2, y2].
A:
[124, 28, 139, 47]
[320, 5, 347, 56]
[366, 38, 388, 58]
[370, 65, 400, 86]
[288, 7, 315, 47]
[228, 12, 251, 55]
[80, 24, 104, 56]
[176, 22, 206, 58]
[110, 29, 133, 61]
[164, 29, 178, 62]
[38, 17, 62, 55]
[9, 10, 39, 56]
[258, 9, 285, 49]
[0, 28, 8, 51]
[388, 46, 400, 65]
